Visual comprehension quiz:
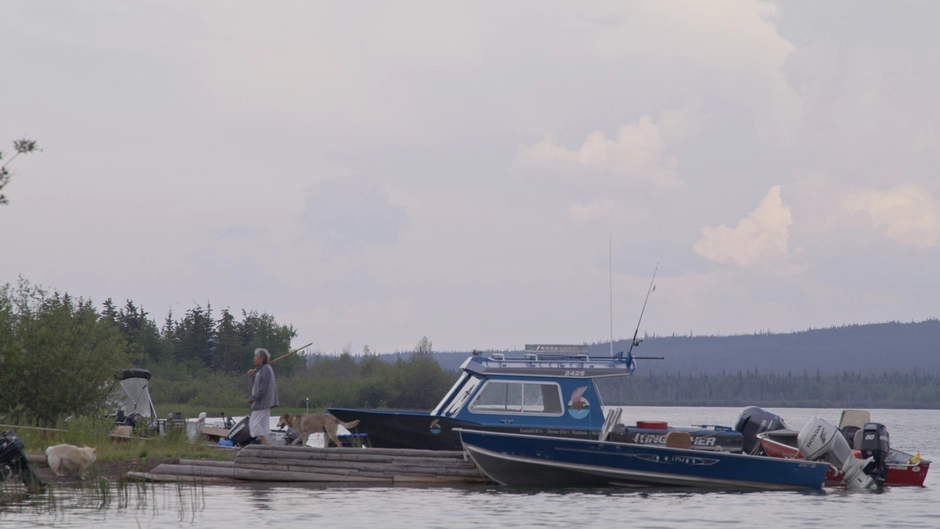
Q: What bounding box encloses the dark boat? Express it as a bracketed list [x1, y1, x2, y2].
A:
[329, 345, 636, 450]
[455, 428, 830, 490]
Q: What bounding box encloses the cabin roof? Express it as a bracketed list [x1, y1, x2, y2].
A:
[460, 353, 634, 378]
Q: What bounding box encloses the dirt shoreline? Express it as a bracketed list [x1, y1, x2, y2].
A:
[19, 453, 180, 488]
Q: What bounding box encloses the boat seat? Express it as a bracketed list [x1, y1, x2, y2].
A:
[599, 408, 623, 442]
[839, 410, 871, 430]
[665, 431, 692, 449]
[542, 385, 563, 414]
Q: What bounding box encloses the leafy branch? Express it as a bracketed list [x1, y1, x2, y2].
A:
[0, 138, 40, 205]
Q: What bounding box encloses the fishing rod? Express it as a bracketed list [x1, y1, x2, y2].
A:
[247, 342, 313, 376]
[625, 263, 662, 359]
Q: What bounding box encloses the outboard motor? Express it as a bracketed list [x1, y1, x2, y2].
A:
[225, 416, 255, 447]
[734, 407, 788, 454]
[841, 425, 860, 449]
[798, 417, 876, 490]
[858, 422, 890, 487]
[0, 430, 46, 491]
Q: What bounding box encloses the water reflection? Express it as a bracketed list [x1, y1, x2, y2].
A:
[248, 485, 273, 511]
[1, 477, 207, 525]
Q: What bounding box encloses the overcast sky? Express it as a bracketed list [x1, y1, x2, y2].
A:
[2, 1, 938, 355]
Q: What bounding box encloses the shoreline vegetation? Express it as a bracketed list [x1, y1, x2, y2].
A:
[3, 276, 939, 486]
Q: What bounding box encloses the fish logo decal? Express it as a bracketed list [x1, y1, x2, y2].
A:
[567, 386, 590, 419]
[429, 419, 441, 435]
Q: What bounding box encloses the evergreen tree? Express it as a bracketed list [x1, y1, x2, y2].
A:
[214, 308, 242, 372]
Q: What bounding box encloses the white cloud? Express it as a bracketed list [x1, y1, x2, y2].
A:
[514, 101, 702, 189]
[568, 199, 649, 224]
[839, 184, 940, 248]
[694, 185, 792, 266]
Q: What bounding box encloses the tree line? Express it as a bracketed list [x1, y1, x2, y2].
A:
[99, 297, 301, 376]
[595, 369, 940, 409]
[0, 278, 457, 425]
[149, 342, 457, 413]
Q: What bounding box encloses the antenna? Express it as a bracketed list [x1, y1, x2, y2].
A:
[627, 262, 658, 355]
[609, 235, 613, 357]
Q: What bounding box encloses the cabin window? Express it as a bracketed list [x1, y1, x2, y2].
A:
[441, 375, 481, 416]
[468, 381, 563, 415]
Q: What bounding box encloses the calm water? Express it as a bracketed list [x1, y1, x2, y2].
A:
[3, 407, 939, 528]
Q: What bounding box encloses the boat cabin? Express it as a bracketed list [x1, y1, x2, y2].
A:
[329, 345, 636, 450]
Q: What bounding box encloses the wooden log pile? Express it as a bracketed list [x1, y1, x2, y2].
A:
[125, 445, 487, 484]
[233, 445, 485, 483]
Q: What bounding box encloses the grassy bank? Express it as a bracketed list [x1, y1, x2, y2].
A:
[152, 404, 321, 422]
[10, 416, 236, 463]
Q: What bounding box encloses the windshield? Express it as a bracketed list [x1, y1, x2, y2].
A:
[431, 374, 482, 417]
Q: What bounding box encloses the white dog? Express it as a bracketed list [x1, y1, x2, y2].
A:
[45, 444, 97, 479]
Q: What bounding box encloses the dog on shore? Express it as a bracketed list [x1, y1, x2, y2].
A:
[276, 413, 360, 448]
[45, 444, 97, 479]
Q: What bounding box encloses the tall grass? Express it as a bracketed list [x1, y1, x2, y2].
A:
[11, 416, 236, 463]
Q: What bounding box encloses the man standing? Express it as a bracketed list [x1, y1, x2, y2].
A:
[247, 348, 279, 445]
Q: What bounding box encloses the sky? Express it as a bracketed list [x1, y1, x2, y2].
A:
[2, 1, 938, 355]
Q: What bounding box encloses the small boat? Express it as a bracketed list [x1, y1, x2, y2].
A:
[330, 346, 638, 451]
[455, 427, 830, 490]
[758, 430, 929, 486]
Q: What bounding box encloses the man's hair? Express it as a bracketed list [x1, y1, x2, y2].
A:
[254, 348, 270, 364]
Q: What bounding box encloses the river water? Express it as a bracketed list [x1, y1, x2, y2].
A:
[2, 406, 938, 528]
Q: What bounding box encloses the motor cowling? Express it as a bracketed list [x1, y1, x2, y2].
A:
[798, 417, 876, 490]
[0, 430, 45, 491]
[858, 422, 890, 486]
[734, 407, 788, 454]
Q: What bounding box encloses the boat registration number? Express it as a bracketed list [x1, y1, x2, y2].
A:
[565, 370, 586, 376]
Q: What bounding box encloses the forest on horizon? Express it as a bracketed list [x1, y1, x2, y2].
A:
[4, 275, 939, 427]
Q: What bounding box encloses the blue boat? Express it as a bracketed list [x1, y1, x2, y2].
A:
[455, 428, 830, 490]
[329, 346, 637, 450]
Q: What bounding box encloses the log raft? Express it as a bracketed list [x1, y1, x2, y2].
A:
[125, 445, 487, 484]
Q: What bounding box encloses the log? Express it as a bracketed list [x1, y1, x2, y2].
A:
[177, 459, 235, 468]
[234, 458, 482, 479]
[150, 464, 235, 479]
[234, 453, 473, 469]
[239, 445, 466, 459]
[124, 471, 236, 483]
[235, 454, 476, 472]
[393, 474, 488, 484]
[231, 467, 392, 483]
[234, 459, 481, 479]
[235, 449, 470, 467]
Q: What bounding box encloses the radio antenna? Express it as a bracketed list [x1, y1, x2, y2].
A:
[627, 262, 658, 355]
[609, 235, 613, 357]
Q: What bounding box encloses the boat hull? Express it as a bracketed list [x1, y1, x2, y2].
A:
[457, 429, 829, 490]
[759, 433, 931, 487]
[328, 408, 598, 451]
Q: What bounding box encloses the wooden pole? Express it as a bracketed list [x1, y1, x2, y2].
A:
[247, 342, 313, 376]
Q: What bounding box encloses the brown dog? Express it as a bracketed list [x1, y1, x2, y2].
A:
[276, 413, 360, 447]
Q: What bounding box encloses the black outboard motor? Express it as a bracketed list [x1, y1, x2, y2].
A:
[225, 416, 256, 447]
[859, 422, 890, 487]
[735, 407, 788, 454]
[841, 425, 861, 449]
[0, 430, 46, 491]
